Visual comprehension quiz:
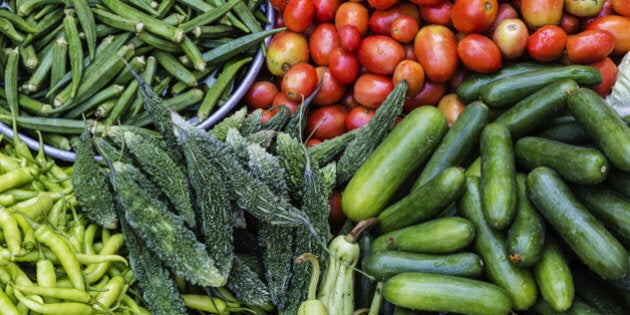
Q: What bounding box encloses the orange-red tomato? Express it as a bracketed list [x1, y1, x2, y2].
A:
[565, 29, 616, 64]
[588, 57, 618, 97]
[313, 0, 341, 22]
[451, 0, 499, 34]
[419, 0, 453, 26]
[271, 92, 301, 115]
[437, 93, 466, 126]
[306, 104, 348, 139]
[345, 105, 376, 131]
[559, 13, 581, 34]
[328, 190, 345, 235]
[353, 73, 395, 109]
[409, 0, 444, 5]
[492, 18, 529, 59]
[612, 0, 630, 16]
[390, 15, 419, 43]
[281, 63, 319, 101]
[403, 81, 448, 111]
[485, 3, 519, 36]
[585, 15, 630, 55]
[271, 0, 290, 13]
[527, 24, 568, 62]
[357, 35, 406, 75]
[245, 81, 279, 110]
[313, 66, 346, 106]
[306, 138, 323, 147]
[368, 2, 421, 35]
[393, 59, 425, 96]
[368, 0, 400, 10]
[335, 2, 369, 36]
[283, 0, 315, 33]
[580, 0, 615, 29]
[520, 0, 564, 29]
[337, 24, 362, 53]
[308, 23, 340, 66]
[457, 34, 502, 73]
[414, 25, 459, 83]
[328, 47, 361, 84]
[266, 31, 310, 76]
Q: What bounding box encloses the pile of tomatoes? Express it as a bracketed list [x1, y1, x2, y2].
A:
[244, 0, 630, 144]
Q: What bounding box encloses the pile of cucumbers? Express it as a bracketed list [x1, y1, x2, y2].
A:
[343, 62, 630, 314]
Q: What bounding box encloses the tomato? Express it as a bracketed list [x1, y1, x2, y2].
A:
[559, 13, 581, 34]
[409, 0, 444, 5]
[564, 0, 606, 17]
[281, 63, 319, 101]
[345, 105, 376, 131]
[306, 104, 348, 139]
[341, 87, 361, 108]
[414, 25, 459, 83]
[580, 0, 615, 29]
[313, 0, 341, 22]
[390, 15, 419, 43]
[451, 0, 499, 34]
[309, 23, 340, 66]
[419, 0, 453, 26]
[612, 0, 630, 16]
[485, 3, 519, 36]
[403, 81, 448, 111]
[437, 93, 466, 126]
[244, 81, 279, 110]
[328, 190, 345, 235]
[335, 2, 370, 36]
[368, 0, 400, 10]
[357, 35, 405, 75]
[266, 31, 310, 76]
[328, 47, 361, 85]
[271, 0, 290, 13]
[520, 0, 563, 29]
[492, 18, 529, 59]
[585, 15, 630, 55]
[450, 67, 470, 92]
[403, 43, 415, 60]
[526, 24, 568, 62]
[457, 34, 502, 73]
[337, 24, 362, 53]
[272, 92, 301, 115]
[392, 59, 425, 96]
[283, 0, 315, 33]
[313, 66, 346, 106]
[588, 57, 618, 97]
[368, 2, 421, 35]
[565, 29, 615, 64]
[353, 73, 395, 109]
[306, 138, 323, 147]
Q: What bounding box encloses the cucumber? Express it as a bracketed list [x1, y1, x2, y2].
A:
[479, 65, 602, 108]
[571, 184, 630, 246]
[528, 298, 603, 315]
[567, 88, 630, 172]
[534, 121, 592, 145]
[363, 250, 484, 282]
[412, 101, 489, 189]
[371, 216, 475, 254]
[480, 123, 517, 230]
[572, 263, 627, 315]
[526, 166, 629, 280]
[604, 167, 630, 199]
[375, 167, 465, 234]
[456, 61, 556, 104]
[493, 79, 578, 139]
[382, 272, 512, 315]
[355, 231, 376, 309]
[392, 306, 426, 315]
[533, 236, 574, 312]
[506, 173, 545, 267]
[458, 175, 538, 310]
[514, 136, 609, 185]
[342, 106, 448, 222]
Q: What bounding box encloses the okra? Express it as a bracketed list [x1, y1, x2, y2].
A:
[19, 44, 38, 70]
[4, 47, 19, 116]
[197, 57, 252, 121]
[0, 10, 38, 33]
[71, 0, 96, 60]
[153, 50, 197, 87]
[59, 84, 124, 118]
[92, 7, 145, 33]
[23, 42, 54, 94]
[179, 0, 240, 32]
[202, 27, 286, 65]
[0, 18, 25, 43]
[63, 10, 83, 98]
[101, 0, 184, 43]
[135, 31, 181, 53]
[50, 35, 68, 89]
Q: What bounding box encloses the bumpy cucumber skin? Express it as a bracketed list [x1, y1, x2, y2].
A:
[342, 106, 448, 222]
[533, 237, 574, 312]
[514, 136, 609, 185]
[572, 184, 630, 246]
[480, 123, 517, 230]
[382, 272, 512, 315]
[568, 88, 630, 172]
[527, 166, 629, 280]
[371, 216, 475, 254]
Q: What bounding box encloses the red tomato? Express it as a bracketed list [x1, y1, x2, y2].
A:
[328, 190, 345, 235]
[485, 3, 519, 36]
[357, 35, 405, 75]
[368, 2, 421, 35]
[337, 24, 362, 53]
[272, 93, 301, 115]
[564, 0, 606, 17]
[403, 81, 448, 111]
[306, 104, 348, 139]
[313, 0, 341, 22]
[309, 23, 340, 66]
[368, 0, 400, 10]
[328, 47, 360, 84]
[244, 81, 279, 110]
[266, 31, 310, 76]
[612, 0, 630, 16]
[392, 59, 425, 96]
[437, 93, 466, 126]
[526, 24, 568, 62]
[559, 13, 581, 34]
[403, 43, 415, 60]
[409, 0, 444, 5]
[492, 18, 529, 59]
[588, 57, 618, 97]
[580, 0, 615, 29]
[585, 15, 630, 55]
[345, 105, 376, 131]
[390, 15, 419, 43]
[419, 1, 453, 26]
[283, 0, 315, 33]
[566, 29, 616, 64]
[451, 0, 499, 34]
[457, 34, 502, 73]
[282, 63, 319, 101]
[353, 73, 394, 109]
[335, 2, 369, 36]
[271, 0, 290, 12]
[306, 138, 323, 147]
[313, 66, 346, 106]
[520, 0, 563, 29]
[414, 25, 459, 83]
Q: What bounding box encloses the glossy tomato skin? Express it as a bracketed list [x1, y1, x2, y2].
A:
[306, 104, 348, 139]
[437, 93, 467, 126]
[245, 81, 279, 110]
[281, 63, 319, 101]
[283, 0, 315, 33]
[409, 0, 445, 5]
[612, 0, 630, 16]
[335, 2, 370, 36]
[368, 2, 421, 35]
[309, 23, 340, 66]
[565, 29, 616, 64]
[580, 0, 615, 28]
[559, 13, 581, 34]
[520, 0, 564, 29]
[345, 105, 376, 131]
[457, 34, 502, 73]
[337, 24, 362, 53]
[392, 59, 425, 96]
[328, 47, 361, 85]
[313, 66, 346, 106]
[564, 0, 606, 17]
[485, 3, 519, 36]
[585, 15, 630, 55]
[492, 18, 529, 59]
[368, 0, 400, 10]
[313, 0, 341, 22]
[390, 15, 419, 43]
[403, 81, 448, 111]
[419, 0, 453, 26]
[353, 73, 395, 109]
[272, 92, 301, 115]
[328, 190, 345, 235]
[527, 24, 568, 62]
[357, 35, 405, 75]
[266, 31, 310, 76]
[451, 0, 499, 34]
[414, 25, 459, 83]
[588, 57, 618, 97]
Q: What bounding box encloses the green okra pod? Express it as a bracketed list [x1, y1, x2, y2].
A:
[71, 0, 97, 60]
[0, 10, 38, 33]
[101, 0, 184, 43]
[63, 10, 83, 99]
[50, 35, 68, 89]
[23, 46, 54, 94]
[92, 7, 146, 33]
[197, 57, 252, 121]
[179, 0, 240, 33]
[153, 49, 197, 87]
[4, 47, 20, 116]
[0, 18, 25, 43]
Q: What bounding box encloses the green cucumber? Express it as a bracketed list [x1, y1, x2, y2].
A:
[534, 121, 592, 145]
[529, 298, 603, 315]
[371, 216, 475, 254]
[572, 263, 627, 315]
[533, 236, 574, 312]
[493, 79, 578, 139]
[526, 166, 629, 280]
[514, 136, 609, 185]
[568, 88, 630, 172]
[604, 167, 630, 199]
[506, 173, 545, 267]
[458, 175, 538, 310]
[480, 122, 517, 230]
[382, 272, 512, 315]
[355, 231, 376, 309]
[480, 65, 601, 108]
[412, 101, 489, 189]
[375, 167, 465, 234]
[342, 106, 448, 222]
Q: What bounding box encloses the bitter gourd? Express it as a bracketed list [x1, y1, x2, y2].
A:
[239, 109, 264, 136]
[259, 223, 294, 309]
[262, 105, 291, 131]
[307, 129, 357, 168]
[225, 255, 272, 307]
[275, 132, 308, 204]
[209, 106, 248, 141]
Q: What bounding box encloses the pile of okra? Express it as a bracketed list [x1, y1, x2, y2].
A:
[0, 0, 280, 151]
